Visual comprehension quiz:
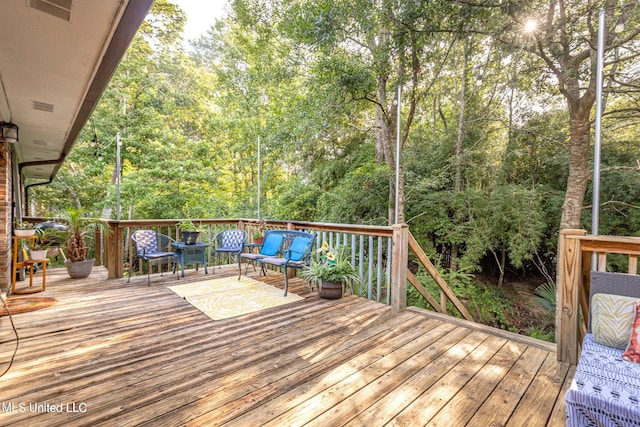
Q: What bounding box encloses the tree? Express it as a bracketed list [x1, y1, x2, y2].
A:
[486, 0, 640, 230]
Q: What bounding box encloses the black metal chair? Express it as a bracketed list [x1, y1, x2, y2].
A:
[212, 229, 247, 268]
[128, 230, 176, 284]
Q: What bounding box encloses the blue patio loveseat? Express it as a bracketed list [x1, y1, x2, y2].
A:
[238, 229, 316, 296]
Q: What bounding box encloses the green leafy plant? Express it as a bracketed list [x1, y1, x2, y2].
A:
[179, 219, 199, 231]
[34, 228, 65, 250]
[60, 207, 108, 262]
[252, 219, 266, 241]
[534, 282, 556, 313]
[301, 243, 359, 294]
[14, 221, 33, 230]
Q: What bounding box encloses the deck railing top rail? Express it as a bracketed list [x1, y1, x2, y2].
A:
[107, 218, 394, 237]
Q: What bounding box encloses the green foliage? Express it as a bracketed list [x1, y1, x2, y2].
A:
[527, 327, 555, 343]
[409, 268, 514, 329]
[271, 178, 322, 221]
[315, 161, 389, 225]
[534, 282, 556, 313]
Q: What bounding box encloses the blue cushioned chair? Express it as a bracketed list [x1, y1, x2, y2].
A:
[212, 229, 247, 268]
[128, 230, 176, 285]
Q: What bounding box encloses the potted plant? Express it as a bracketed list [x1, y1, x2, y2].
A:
[60, 207, 108, 278]
[179, 219, 201, 245]
[14, 221, 36, 237]
[34, 227, 65, 259]
[301, 243, 360, 299]
[252, 219, 266, 244]
[30, 230, 50, 260]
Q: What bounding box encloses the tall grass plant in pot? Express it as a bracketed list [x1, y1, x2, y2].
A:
[61, 207, 108, 278]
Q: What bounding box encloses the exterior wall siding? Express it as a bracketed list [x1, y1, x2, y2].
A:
[0, 142, 12, 292]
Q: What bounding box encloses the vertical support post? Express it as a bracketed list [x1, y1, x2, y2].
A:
[391, 223, 408, 313]
[106, 222, 117, 279]
[106, 222, 124, 279]
[557, 229, 587, 363]
[115, 225, 124, 278]
[94, 228, 102, 266]
[257, 135, 261, 219]
[395, 85, 401, 224]
[116, 133, 122, 221]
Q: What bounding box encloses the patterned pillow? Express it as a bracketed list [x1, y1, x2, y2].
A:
[221, 230, 244, 250]
[134, 230, 158, 256]
[623, 302, 640, 363]
[592, 293, 639, 349]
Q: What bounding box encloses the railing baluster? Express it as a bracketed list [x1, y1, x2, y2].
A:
[350, 234, 356, 265]
[376, 236, 382, 302]
[598, 253, 607, 271]
[630, 255, 638, 275]
[368, 234, 374, 300]
[358, 234, 365, 297]
[386, 236, 391, 305]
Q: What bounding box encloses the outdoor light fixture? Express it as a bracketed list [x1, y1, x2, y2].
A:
[1, 121, 19, 143]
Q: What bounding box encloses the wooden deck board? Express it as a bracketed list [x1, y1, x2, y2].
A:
[0, 265, 572, 426]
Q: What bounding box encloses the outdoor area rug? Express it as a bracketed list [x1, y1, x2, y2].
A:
[0, 297, 57, 316]
[168, 276, 304, 320]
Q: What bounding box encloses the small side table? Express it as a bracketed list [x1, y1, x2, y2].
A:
[172, 242, 210, 279]
[11, 236, 49, 295]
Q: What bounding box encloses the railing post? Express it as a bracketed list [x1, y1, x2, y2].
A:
[391, 223, 408, 313]
[557, 229, 587, 364]
[106, 222, 123, 279]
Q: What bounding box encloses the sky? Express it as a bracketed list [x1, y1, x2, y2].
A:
[171, 0, 230, 41]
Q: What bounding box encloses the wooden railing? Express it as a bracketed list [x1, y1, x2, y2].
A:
[23, 216, 472, 322]
[97, 219, 467, 317]
[408, 232, 474, 321]
[557, 229, 640, 364]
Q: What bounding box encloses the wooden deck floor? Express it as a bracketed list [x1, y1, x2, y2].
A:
[0, 265, 573, 426]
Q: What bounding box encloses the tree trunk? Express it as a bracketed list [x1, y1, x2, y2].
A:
[498, 249, 506, 288]
[374, 73, 406, 226]
[560, 93, 595, 230]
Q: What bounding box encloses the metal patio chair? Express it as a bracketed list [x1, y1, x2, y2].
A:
[128, 229, 176, 285]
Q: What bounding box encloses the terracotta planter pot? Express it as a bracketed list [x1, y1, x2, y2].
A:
[318, 280, 344, 299]
[65, 258, 95, 278]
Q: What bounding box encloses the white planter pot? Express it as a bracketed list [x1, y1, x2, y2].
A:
[29, 250, 48, 260]
[14, 229, 36, 237]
